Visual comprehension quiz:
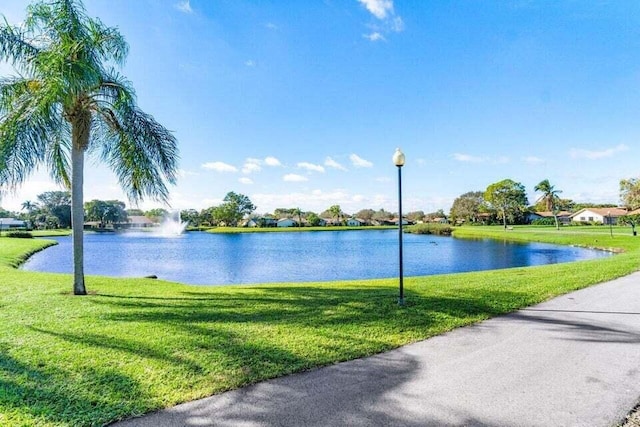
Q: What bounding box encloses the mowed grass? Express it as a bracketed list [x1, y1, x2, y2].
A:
[0, 226, 639, 426]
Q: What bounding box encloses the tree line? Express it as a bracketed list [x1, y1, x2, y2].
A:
[450, 177, 640, 230]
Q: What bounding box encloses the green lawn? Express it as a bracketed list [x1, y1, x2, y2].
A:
[0, 226, 639, 426]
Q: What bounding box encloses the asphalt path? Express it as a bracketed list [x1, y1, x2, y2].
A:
[113, 271, 640, 427]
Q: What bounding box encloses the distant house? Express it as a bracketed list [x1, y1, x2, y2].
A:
[346, 218, 363, 227]
[0, 218, 26, 230]
[528, 211, 573, 225]
[322, 218, 340, 226]
[128, 215, 155, 228]
[569, 208, 628, 225]
[277, 218, 298, 228]
[371, 219, 395, 226]
[240, 218, 259, 228]
[392, 218, 411, 226]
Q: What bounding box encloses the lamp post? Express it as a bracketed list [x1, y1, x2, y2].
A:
[608, 211, 612, 237]
[393, 148, 406, 306]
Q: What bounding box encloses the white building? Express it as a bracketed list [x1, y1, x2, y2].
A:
[277, 218, 298, 228]
[569, 208, 628, 225]
[0, 218, 26, 230]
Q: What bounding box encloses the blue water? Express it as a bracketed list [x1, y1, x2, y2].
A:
[21, 230, 611, 285]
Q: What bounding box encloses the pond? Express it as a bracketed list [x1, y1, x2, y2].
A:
[21, 230, 612, 285]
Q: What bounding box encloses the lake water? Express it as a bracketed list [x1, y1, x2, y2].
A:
[22, 230, 610, 285]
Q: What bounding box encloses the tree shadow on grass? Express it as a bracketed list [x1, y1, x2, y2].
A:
[0, 343, 151, 426]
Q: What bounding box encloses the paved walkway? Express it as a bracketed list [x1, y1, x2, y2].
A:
[114, 272, 640, 427]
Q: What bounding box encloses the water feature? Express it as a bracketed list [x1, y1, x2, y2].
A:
[153, 211, 187, 237]
[21, 230, 612, 285]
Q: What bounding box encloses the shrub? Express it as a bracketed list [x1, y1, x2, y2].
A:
[531, 218, 556, 226]
[6, 231, 33, 238]
[405, 223, 453, 235]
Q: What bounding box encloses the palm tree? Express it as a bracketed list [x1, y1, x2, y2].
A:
[328, 204, 343, 226]
[534, 179, 562, 230]
[21, 200, 36, 213]
[292, 207, 302, 227]
[0, 0, 178, 295]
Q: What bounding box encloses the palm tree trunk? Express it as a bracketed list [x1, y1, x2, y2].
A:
[71, 144, 86, 295]
[554, 214, 559, 230]
[70, 111, 90, 296]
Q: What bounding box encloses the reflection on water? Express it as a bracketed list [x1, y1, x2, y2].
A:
[21, 230, 611, 285]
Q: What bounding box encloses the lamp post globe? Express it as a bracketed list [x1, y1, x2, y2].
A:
[393, 148, 405, 167]
[393, 148, 405, 305]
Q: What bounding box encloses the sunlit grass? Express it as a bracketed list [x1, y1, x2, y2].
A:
[0, 226, 638, 426]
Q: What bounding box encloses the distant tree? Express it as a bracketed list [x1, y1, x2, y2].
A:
[484, 179, 528, 229]
[372, 209, 393, 222]
[425, 209, 446, 222]
[620, 178, 640, 210]
[292, 207, 303, 227]
[37, 191, 71, 228]
[406, 210, 425, 223]
[21, 200, 37, 213]
[208, 192, 256, 226]
[534, 179, 562, 230]
[145, 208, 168, 223]
[126, 208, 145, 216]
[306, 212, 322, 226]
[180, 209, 201, 227]
[449, 191, 485, 224]
[84, 200, 127, 227]
[355, 209, 376, 221]
[618, 214, 640, 236]
[327, 205, 344, 224]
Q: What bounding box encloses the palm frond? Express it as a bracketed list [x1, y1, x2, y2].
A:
[95, 104, 178, 203]
[0, 20, 40, 72]
[0, 77, 67, 188]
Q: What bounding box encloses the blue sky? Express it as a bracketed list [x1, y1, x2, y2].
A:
[1, 0, 640, 215]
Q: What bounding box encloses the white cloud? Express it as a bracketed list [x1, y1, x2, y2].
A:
[357, 0, 404, 41]
[265, 23, 278, 30]
[391, 16, 405, 32]
[283, 174, 308, 182]
[242, 158, 262, 174]
[245, 60, 256, 67]
[523, 156, 544, 164]
[201, 162, 238, 173]
[350, 154, 373, 168]
[364, 32, 385, 42]
[358, 0, 394, 19]
[569, 144, 629, 160]
[177, 169, 199, 178]
[325, 157, 348, 171]
[175, 0, 193, 14]
[264, 156, 282, 167]
[495, 156, 510, 164]
[453, 153, 484, 163]
[297, 162, 325, 173]
[239, 177, 254, 185]
[375, 176, 391, 183]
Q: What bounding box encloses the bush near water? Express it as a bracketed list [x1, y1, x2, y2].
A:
[405, 223, 453, 235]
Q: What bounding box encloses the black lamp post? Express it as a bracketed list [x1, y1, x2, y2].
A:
[608, 211, 612, 237]
[393, 148, 406, 305]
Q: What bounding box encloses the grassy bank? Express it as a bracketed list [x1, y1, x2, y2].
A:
[0, 227, 639, 426]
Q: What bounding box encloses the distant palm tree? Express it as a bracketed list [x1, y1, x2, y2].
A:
[21, 200, 36, 213]
[534, 179, 562, 230]
[0, 0, 178, 295]
[292, 207, 302, 227]
[328, 205, 343, 226]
